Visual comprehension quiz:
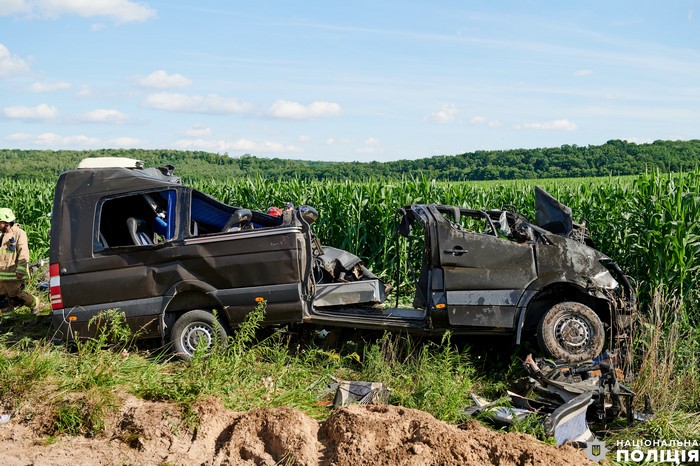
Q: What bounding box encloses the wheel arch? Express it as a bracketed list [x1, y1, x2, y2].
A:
[515, 281, 612, 345]
[161, 281, 227, 340]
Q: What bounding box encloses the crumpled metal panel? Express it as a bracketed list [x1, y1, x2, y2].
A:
[314, 280, 385, 307]
[59, 231, 304, 308]
[535, 234, 617, 292]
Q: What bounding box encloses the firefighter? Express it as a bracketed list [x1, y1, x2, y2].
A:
[0, 208, 40, 315]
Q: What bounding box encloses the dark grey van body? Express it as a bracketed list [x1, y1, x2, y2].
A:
[49, 162, 635, 361]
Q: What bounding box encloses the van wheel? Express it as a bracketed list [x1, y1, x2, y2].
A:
[537, 302, 604, 362]
[170, 310, 228, 361]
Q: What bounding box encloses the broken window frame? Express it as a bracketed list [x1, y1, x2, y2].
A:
[94, 188, 178, 252]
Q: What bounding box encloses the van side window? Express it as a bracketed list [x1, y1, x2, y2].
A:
[438, 208, 497, 237]
[95, 190, 177, 251]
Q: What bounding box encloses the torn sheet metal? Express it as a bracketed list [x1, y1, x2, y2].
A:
[462, 394, 535, 426]
[522, 351, 646, 427]
[311, 376, 391, 408]
[333, 379, 391, 407]
[464, 351, 651, 453]
[548, 392, 596, 446]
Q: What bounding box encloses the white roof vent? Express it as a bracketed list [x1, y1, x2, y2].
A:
[77, 157, 144, 169]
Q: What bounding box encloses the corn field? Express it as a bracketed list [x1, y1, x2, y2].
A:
[2, 170, 700, 326]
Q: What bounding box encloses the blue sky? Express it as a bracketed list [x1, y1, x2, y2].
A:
[1, 1, 699, 162]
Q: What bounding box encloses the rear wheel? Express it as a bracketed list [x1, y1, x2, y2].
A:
[537, 301, 604, 362]
[170, 310, 228, 361]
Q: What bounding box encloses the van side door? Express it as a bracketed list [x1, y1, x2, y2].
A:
[431, 206, 537, 329]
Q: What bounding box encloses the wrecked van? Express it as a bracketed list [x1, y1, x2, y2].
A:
[49, 158, 635, 361]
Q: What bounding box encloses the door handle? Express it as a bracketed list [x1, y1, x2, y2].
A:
[443, 246, 466, 256]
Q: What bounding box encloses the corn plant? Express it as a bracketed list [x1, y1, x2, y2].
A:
[6, 170, 700, 323]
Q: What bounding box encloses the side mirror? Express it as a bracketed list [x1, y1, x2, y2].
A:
[299, 205, 319, 224]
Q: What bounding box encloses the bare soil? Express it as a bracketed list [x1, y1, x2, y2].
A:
[0, 394, 594, 466]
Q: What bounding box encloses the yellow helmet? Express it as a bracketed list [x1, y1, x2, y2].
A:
[0, 208, 16, 223]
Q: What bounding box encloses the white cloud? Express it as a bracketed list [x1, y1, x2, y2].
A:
[29, 81, 72, 93]
[267, 100, 342, 120]
[173, 138, 303, 154]
[324, 137, 352, 145]
[0, 43, 30, 77]
[107, 136, 142, 147]
[183, 125, 212, 138]
[143, 92, 252, 114]
[37, 133, 98, 146]
[6, 131, 141, 148]
[426, 104, 459, 123]
[76, 85, 92, 97]
[514, 119, 578, 131]
[355, 146, 380, 154]
[364, 137, 380, 146]
[0, 0, 29, 16]
[298, 135, 311, 142]
[80, 108, 128, 123]
[139, 70, 192, 89]
[573, 69, 594, 76]
[35, 132, 101, 146]
[4, 133, 32, 142]
[470, 115, 501, 128]
[4, 103, 59, 120]
[623, 137, 654, 145]
[5, 0, 156, 23]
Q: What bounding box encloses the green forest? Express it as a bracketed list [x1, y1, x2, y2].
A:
[2, 138, 699, 181]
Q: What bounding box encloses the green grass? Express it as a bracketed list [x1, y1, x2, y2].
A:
[0, 293, 698, 464]
[0, 305, 481, 432]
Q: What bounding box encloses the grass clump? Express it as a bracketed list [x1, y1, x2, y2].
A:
[359, 332, 475, 423]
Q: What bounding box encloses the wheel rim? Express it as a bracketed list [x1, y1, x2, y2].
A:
[553, 313, 593, 354]
[180, 322, 215, 355]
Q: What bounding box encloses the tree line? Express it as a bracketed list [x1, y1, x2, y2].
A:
[1, 139, 698, 181]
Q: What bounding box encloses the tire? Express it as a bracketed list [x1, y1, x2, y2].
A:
[537, 301, 604, 362]
[170, 310, 228, 361]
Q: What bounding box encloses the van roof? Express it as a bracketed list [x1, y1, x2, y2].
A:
[77, 157, 144, 169]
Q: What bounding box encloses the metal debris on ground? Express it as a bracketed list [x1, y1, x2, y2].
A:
[462, 394, 534, 426]
[463, 351, 653, 447]
[311, 375, 391, 408]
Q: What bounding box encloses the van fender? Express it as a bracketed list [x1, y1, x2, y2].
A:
[160, 280, 225, 339]
[513, 273, 611, 345]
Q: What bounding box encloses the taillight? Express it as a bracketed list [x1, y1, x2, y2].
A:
[49, 263, 64, 310]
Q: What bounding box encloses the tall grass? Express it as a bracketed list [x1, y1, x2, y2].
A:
[0, 305, 479, 434]
[631, 288, 700, 413]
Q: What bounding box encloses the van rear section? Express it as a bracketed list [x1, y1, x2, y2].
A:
[48, 161, 319, 347]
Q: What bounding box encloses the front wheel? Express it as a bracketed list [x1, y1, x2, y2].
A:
[170, 310, 228, 361]
[537, 301, 604, 362]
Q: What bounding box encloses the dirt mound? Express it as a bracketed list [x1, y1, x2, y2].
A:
[0, 395, 594, 465]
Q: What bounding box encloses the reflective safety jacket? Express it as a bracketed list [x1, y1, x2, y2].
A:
[0, 224, 30, 281]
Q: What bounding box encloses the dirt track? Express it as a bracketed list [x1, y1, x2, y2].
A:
[0, 394, 594, 465]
